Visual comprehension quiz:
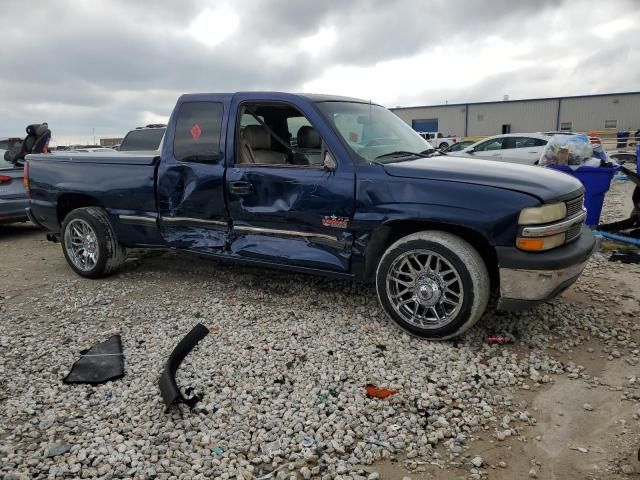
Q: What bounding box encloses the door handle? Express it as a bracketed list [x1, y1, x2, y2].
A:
[228, 181, 253, 196]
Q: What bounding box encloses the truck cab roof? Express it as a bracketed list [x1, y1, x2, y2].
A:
[177, 92, 375, 105]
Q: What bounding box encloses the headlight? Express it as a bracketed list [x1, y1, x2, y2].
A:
[518, 202, 566, 225]
[516, 233, 566, 252]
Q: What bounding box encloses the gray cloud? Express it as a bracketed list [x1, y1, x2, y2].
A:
[0, 0, 638, 143]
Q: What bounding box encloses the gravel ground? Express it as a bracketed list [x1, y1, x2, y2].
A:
[1, 178, 639, 480]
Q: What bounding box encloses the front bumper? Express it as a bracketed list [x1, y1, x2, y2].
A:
[496, 226, 596, 310]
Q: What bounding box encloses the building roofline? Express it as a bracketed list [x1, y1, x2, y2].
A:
[390, 91, 640, 110]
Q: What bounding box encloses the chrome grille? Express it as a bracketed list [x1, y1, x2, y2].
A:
[565, 222, 582, 243]
[565, 195, 584, 219]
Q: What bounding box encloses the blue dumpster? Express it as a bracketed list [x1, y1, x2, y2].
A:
[547, 165, 620, 226]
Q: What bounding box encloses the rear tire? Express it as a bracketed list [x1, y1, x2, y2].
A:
[375, 231, 490, 340]
[61, 207, 126, 278]
[438, 142, 449, 151]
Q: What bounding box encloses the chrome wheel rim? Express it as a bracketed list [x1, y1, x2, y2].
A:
[64, 219, 99, 271]
[386, 249, 463, 329]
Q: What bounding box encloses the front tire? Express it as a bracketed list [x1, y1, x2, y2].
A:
[438, 142, 449, 151]
[376, 231, 489, 339]
[61, 207, 126, 278]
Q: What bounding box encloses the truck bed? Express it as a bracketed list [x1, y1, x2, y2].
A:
[27, 152, 163, 246]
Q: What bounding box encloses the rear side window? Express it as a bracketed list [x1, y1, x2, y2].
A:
[120, 129, 165, 151]
[503, 137, 547, 149]
[173, 102, 223, 162]
[475, 138, 503, 151]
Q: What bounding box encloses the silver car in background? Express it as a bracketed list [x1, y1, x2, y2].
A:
[0, 152, 28, 224]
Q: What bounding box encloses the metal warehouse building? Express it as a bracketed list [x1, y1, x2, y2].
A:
[391, 91, 640, 137]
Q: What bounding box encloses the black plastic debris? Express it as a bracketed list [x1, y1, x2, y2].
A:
[159, 323, 209, 411]
[63, 335, 124, 385]
[609, 252, 640, 264]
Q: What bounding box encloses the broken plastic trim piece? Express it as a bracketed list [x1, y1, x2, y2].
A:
[63, 335, 124, 385]
[159, 323, 209, 411]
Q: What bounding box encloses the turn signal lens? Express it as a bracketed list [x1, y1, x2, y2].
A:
[518, 202, 566, 225]
[516, 233, 566, 252]
[23, 161, 30, 196]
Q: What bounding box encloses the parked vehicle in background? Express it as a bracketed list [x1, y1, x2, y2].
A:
[458, 133, 550, 165]
[0, 137, 23, 158]
[26, 92, 594, 339]
[417, 132, 461, 151]
[443, 140, 474, 152]
[119, 124, 166, 152]
[70, 147, 116, 153]
[0, 155, 28, 224]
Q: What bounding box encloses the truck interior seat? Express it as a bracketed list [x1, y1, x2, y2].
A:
[297, 126, 322, 165]
[239, 125, 287, 165]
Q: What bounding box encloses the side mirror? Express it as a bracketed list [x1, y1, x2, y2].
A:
[323, 151, 337, 172]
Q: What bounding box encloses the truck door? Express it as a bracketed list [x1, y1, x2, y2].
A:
[156, 99, 230, 251]
[225, 99, 355, 272]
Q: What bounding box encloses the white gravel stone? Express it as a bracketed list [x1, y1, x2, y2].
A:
[0, 179, 637, 479]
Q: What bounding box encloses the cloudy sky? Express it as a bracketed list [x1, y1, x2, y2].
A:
[1, 0, 639, 145]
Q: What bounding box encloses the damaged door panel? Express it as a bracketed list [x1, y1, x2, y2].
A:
[226, 166, 355, 271]
[225, 99, 356, 271]
[156, 99, 231, 251]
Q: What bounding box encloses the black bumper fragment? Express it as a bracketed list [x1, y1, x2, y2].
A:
[63, 335, 124, 385]
[159, 323, 209, 411]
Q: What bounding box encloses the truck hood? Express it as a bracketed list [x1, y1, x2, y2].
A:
[382, 156, 583, 202]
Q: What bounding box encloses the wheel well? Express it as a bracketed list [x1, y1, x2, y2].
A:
[57, 194, 101, 225]
[365, 221, 499, 289]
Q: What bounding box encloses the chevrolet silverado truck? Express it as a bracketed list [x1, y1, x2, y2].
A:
[25, 92, 595, 339]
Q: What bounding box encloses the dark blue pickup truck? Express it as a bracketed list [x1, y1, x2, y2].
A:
[25, 92, 595, 339]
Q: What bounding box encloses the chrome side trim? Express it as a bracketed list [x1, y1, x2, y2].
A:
[118, 215, 157, 224]
[161, 216, 227, 227]
[521, 210, 586, 238]
[234, 225, 338, 243]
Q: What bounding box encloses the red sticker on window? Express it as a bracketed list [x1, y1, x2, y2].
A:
[190, 123, 202, 140]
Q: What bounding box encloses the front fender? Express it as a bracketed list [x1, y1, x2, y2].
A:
[352, 172, 539, 280]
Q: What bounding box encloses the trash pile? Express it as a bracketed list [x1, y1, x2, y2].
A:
[539, 134, 610, 168]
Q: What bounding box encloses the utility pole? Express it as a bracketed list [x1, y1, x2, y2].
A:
[93, 128, 96, 145]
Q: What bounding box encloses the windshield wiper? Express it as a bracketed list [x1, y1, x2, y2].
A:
[374, 150, 429, 160]
[373, 149, 444, 163]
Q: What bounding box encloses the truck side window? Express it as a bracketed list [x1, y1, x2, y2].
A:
[173, 102, 223, 162]
[236, 103, 323, 167]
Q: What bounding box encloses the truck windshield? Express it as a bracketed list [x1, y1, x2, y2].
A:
[316, 102, 433, 162]
[120, 128, 165, 151]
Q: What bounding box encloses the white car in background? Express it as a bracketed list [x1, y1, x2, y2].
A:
[456, 133, 549, 165]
